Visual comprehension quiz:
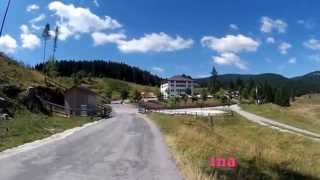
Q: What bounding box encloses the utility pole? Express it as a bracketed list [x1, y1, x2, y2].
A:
[255, 86, 258, 104]
[0, 0, 11, 37]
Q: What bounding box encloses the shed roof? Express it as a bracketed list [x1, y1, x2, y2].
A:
[65, 85, 97, 95]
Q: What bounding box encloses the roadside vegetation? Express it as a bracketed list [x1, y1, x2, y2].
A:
[149, 113, 320, 180]
[55, 76, 158, 101]
[241, 94, 320, 134]
[0, 110, 96, 152]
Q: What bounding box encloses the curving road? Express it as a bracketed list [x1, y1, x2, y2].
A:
[230, 105, 320, 141]
[0, 104, 182, 180]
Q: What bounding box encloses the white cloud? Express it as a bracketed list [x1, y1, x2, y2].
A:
[0, 34, 17, 54]
[278, 42, 291, 54]
[48, 1, 122, 40]
[19, 25, 41, 50]
[260, 16, 287, 33]
[201, 34, 259, 53]
[212, 52, 248, 70]
[201, 34, 258, 70]
[92, 0, 100, 7]
[29, 14, 46, 31]
[229, 24, 238, 30]
[117, 32, 193, 53]
[303, 38, 320, 50]
[30, 14, 46, 24]
[152, 67, 164, 73]
[91, 32, 126, 46]
[288, 57, 296, 64]
[26, 4, 39, 12]
[266, 37, 275, 44]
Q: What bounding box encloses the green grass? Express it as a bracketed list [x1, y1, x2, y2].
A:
[0, 56, 44, 88]
[241, 95, 320, 134]
[0, 111, 97, 152]
[149, 113, 320, 180]
[55, 77, 158, 100]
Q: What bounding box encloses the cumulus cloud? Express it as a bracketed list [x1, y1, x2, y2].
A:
[48, 1, 122, 40]
[26, 4, 39, 12]
[278, 42, 291, 54]
[212, 52, 248, 70]
[288, 57, 296, 64]
[91, 32, 126, 46]
[229, 24, 238, 30]
[260, 16, 287, 33]
[266, 37, 275, 44]
[29, 14, 46, 31]
[0, 34, 17, 54]
[201, 34, 259, 70]
[303, 38, 320, 50]
[117, 32, 193, 53]
[201, 34, 259, 53]
[20, 25, 41, 50]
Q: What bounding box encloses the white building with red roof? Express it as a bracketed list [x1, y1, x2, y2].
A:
[160, 75, 194, 99]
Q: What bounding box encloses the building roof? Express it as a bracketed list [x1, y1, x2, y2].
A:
[168, 75, 193, 81]
[65, 85, 97, 95]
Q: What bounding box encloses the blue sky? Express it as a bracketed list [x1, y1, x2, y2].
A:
[1, 0, 320, 78]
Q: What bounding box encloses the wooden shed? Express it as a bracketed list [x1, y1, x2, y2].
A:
[64, 86, 97, 116]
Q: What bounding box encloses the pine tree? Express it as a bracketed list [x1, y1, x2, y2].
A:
[52, 26, 59, 60]
[201, 89, 208, 102]
[46, 57, 58, 78]
[42, 24, 51, 67]
[229, 81, 235, 90]
[208, 66, 220, 94]
[274, 87, 290, 107]
[236, 78, 244, 91]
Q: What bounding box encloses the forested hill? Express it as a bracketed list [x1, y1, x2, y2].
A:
[196, 72, 320, 96]
[35, 60, 162, 86]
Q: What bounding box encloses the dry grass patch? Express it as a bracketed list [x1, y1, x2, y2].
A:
[241, 94, 320, 134]
[149, 113, 320, 180]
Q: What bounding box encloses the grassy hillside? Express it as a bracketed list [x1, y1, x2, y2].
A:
[0, 55, 157, 152]
[0, 54, 44, 88]
[0, 111, 96, 152]
[55, 77, 159, 100]
[149, 113, 320, 180]
[241, 94, 320, 134]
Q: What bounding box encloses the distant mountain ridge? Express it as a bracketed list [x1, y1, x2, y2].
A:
[195, 71, 320, 96]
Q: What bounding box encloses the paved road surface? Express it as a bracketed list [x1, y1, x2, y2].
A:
[231, 105, 320, 141]
[0, 104, 182, 180]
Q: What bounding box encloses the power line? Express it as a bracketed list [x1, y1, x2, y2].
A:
[0, 0, 11, 37]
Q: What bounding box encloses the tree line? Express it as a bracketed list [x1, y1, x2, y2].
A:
[206, 66, 293, 107]
[35, 60, 162, 86]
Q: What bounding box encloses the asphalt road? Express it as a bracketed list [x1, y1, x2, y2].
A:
[0, 104, 182, 180]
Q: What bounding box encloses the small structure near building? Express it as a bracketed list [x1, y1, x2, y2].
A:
[141, 91, 157, 102]
[160, 75, 194, 99]
[64, 86, 97, 116]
